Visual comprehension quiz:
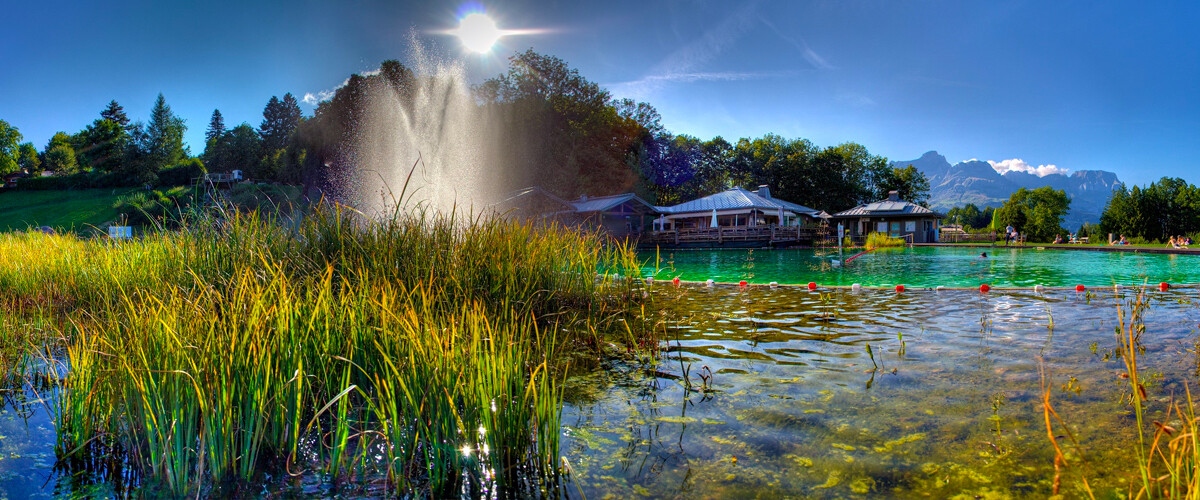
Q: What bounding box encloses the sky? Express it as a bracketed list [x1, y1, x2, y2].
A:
[2, 0, 1198, 186]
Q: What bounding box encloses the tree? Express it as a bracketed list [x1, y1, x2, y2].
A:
[994, 187, 1071, 242]
[16, 142, 39, 173]
[259, 94, 302, 151]
[878, 165, 931, 206]
[76, 117, 128, 172]
[146, 93, 187, 170]
[206, 109, 226, 144]
[1100, 177, 1200, 242]
[43, 132, 79, 173]
[206, 124, 261, 175]
[0, 120, 21, 175]
[100, 100, 131, 130]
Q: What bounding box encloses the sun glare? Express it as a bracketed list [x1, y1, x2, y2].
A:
[454, 13, 502, 53]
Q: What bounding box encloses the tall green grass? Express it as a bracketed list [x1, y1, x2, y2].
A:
[0, 204, 648, 496]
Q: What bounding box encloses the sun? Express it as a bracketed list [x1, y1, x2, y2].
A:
[453, 13, 503, 53]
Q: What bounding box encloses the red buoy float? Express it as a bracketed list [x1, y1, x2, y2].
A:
[1160, 282, 1170, 291]
[808, 282, 817, 290]
[980, 284, 990, 293]
[895, 285, 905, 292]
[1075, 284, 1086, 292]
[672, 277, 680, 286]
[739, 280, 748, 287]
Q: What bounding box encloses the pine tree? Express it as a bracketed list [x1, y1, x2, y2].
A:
[100, 100, 131, 130]
[146, 93, 187, 169]
[206, 109, 226, 143]
[259, 94, 302, 151]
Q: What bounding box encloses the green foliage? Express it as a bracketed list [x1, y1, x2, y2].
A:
[15, 142, 39, 172]
[259, 93, 301, 151]
[864, 232, 906, 249]
[0, 208, 646, 495]
[76, 118, 127, 172]
[1100, 177, 1200, 242]
[226, 183, 303, 214]
[146, 93, 188, 169]
[205, 109, 225, 144]
[944, 203, 995, 230]
[0, 120, 21, 175]
[994, 187, 1071, 242]
[878, 164, 931, 206]
[44, 144, 78, 174]
[156, 158, 206, 187]
[100, 100, 131, 130]
[113, 185, 198, 225]
[206, 123, 261, 176]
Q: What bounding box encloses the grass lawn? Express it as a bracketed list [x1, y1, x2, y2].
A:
[0, 188, 134, 233]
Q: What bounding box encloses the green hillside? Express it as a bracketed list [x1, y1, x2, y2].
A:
[0, 188, 134, 233]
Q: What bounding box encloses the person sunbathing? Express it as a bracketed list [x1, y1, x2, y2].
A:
[1118, 235, 1129, 245]
[1053, 234, 1063, 244]
[1169, 236, 1180, 249]
[1179, 236, 1190, 249]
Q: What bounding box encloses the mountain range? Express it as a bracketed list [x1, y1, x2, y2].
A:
[891, 151, 1122, 230]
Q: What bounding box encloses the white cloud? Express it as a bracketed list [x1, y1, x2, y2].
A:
[987, 158, 1069, 177]
[302, 69, 385, 106]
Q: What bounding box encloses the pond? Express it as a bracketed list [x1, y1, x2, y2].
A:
[639, 246, 1200, 287]
[559, 285, 1200, 498]
[1, 285, 1196, 498]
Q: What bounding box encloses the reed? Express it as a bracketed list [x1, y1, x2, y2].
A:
[864, 232, 905, 250]
[2, 203, 649, 496]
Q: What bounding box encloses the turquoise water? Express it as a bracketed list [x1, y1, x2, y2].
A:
[561, 285, 1200, 498]
[639, 246, 1200, 287]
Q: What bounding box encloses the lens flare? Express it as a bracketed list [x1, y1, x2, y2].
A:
[453, 13, 502, 53]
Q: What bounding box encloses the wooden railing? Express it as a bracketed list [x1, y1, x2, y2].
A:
[939, 231, 997, 243]
[642, 224, 828, 246]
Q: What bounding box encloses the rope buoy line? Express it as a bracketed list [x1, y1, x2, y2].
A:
[632, 277, 1189, 292]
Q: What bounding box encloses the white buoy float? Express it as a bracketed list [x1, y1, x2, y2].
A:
[1034, 285, 1045, 293]
[936, 285, 945, 291]
[851, 283, 862, 292]
[645, 277, 654, 284]
[705, 279, 714, 287]
[769, 281, 778, 287]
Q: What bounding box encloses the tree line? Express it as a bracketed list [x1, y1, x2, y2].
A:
[0, 50, 929, 214]
[1099, 177, 1200, 242]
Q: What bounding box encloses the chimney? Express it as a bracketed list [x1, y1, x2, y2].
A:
[757, 185, 771, 199]
[887, 190, 899, 202]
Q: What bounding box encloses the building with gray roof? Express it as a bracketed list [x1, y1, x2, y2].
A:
[830, 191, 944, 243]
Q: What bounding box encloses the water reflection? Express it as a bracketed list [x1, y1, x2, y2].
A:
[562, 285, 1200, 498]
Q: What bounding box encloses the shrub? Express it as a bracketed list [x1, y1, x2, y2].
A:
[157, 158, 206, 187]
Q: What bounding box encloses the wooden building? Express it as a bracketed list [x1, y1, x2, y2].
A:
[830, 191, 943, 243]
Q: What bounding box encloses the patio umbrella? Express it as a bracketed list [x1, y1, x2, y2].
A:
[777, 207, 785, 226]
[710, 208, 718, 228]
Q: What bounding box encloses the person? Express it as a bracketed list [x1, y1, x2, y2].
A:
[1053, 234, 1063, 244]
[1179, 236, 1190, 249]
[980, 252, 988, 258]
[1185, 236, 1194, 246]
[1118, 235, 1129, 245]
[1004, 225, 1014, 245]
[1169, 236, 1179, 249]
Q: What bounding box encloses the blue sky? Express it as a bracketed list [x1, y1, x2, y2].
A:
[2, 1, 1197, 186]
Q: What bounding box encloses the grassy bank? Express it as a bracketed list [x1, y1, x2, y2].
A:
[0, 206, 650, 496]
[0, 188, 134, 233]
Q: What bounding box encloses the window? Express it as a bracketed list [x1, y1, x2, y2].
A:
[905, 221, 916, 232]
[877, 222, 888, 233]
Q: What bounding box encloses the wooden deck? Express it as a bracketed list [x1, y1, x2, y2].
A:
[641, 225, 829, 247]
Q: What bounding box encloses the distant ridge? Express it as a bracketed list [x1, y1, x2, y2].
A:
[890, 151, 1122, 230]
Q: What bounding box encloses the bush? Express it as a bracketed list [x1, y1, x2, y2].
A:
[865, 232, 906, 249]
[157, 158, 206, 187]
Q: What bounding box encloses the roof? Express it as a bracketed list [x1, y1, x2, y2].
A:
[570, 193, 658, 213]
[831, 198, 942, 218]
[658, 188, 823, 217]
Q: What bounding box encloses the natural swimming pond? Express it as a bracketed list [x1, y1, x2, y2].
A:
[640, 246, 1200, 287]
[560, 285, 1200, 498]
[1, 285, 1196, 497]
